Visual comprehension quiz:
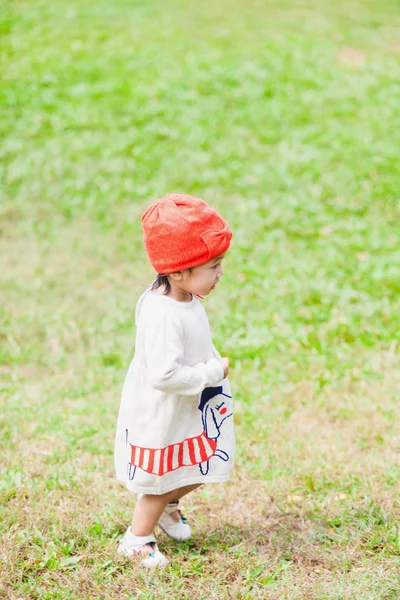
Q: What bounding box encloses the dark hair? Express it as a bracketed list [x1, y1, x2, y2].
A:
[151, 274, 171, 295]
[151, 267, 193, 296]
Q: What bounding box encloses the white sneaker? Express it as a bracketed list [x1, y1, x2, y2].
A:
[157, 501, 192, 541]
[117, 527, 170, 569]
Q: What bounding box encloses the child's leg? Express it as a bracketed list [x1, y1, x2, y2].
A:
[165, 483, 202, 522]
[131, 484, 201, 535]
[121, 484, 202, 559]
[168, 483, 201, 503]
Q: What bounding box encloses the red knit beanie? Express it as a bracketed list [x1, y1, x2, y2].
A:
[142, 194, 232, 274]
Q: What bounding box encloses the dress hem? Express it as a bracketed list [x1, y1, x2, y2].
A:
[118, 472, 233, 495]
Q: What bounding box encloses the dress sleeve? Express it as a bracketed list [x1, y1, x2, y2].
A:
[143, 312, 224, 395]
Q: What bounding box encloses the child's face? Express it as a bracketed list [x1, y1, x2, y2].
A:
[174, 254, 226, 297]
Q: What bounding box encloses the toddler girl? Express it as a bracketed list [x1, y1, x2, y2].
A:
[114, 194, 235, 567]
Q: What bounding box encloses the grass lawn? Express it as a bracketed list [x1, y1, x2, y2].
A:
[2, 0, 400, 597]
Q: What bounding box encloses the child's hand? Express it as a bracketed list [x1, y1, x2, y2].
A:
[221, 357, 229, 379]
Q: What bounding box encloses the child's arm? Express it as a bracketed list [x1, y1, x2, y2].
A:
[143, 314, 224, 395]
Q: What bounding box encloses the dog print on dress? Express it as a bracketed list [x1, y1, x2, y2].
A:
[125, 386, 232, 481]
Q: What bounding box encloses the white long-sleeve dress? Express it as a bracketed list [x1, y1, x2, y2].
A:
[114, 289, 235, 495]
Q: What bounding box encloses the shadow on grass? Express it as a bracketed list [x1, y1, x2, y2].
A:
[164, 512, 320, 559]
[162, 501, 400, 568]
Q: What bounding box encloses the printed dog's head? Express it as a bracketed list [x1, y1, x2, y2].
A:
[199, 386, 232, 440]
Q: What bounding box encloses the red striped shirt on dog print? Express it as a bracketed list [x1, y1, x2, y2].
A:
[129, 431, 217, 476]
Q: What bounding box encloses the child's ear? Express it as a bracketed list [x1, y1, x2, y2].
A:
[169, 271, 183, 281]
